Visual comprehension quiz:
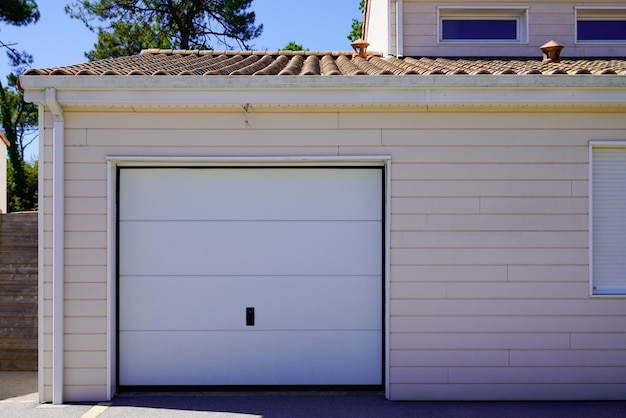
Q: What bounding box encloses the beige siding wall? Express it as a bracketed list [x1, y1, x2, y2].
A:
[41, 108, 626, 402]
[402, 0, 626, 57]
[41, 114, 110, 402]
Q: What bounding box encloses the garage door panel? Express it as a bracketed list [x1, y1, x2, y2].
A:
[120, 168, 382, 221]
[119, 221, 382, 276]
[119, 330, 382, 386]
[120, 275, 383, 331]
[118, 166, 383, 387]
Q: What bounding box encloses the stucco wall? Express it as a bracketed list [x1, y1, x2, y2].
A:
[41, 107, 626, 402]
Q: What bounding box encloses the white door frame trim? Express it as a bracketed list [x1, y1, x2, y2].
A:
[106, 155, 392, 399]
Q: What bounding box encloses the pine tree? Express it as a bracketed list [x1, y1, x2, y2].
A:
[65, 0, 263, 60]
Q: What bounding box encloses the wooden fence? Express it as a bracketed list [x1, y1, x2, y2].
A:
[0, 212, 37, 371]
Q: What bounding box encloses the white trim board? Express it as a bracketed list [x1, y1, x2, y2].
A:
[21, 75, 626, 110]
[106, 155, 392, 398]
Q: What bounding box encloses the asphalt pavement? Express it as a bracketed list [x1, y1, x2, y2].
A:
[2, 372, 626, 418]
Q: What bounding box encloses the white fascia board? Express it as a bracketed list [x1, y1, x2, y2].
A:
[20, 74, 626, 109]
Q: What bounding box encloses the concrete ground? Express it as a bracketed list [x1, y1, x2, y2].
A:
[0, 371, 91, 418]
[2, 371, 626, 417]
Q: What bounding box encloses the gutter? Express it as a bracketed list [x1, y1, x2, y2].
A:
[44, 88, 65, 405]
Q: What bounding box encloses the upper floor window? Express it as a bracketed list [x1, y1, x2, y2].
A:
[577, 8, 626, 43]
[438, 7, 528, 43]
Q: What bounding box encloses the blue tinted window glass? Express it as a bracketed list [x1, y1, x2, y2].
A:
[578, 20, 626, 41]
[442, 19, 517, 40]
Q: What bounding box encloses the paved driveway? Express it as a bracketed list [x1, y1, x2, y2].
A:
[97, 392, 626, 418]
[2, 372, 626, 418]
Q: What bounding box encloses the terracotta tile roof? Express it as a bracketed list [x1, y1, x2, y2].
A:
[22, 49, 626, 77]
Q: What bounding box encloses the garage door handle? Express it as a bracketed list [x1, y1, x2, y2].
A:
[246, 307, 255, 326]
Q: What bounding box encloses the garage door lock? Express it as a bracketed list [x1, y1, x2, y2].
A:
[246, 307, 255, 326]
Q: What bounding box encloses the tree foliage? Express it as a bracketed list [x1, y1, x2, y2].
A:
[1, 71, 38, 212]
[66, 0, 264, 60]
[347, 0, 365, 42]
[0, 0, 39, 27]
[86, 19, 171, 61]
[0, 0, 39, 74]
[7, 157, 37, 212]
[1, 0, 39, 212]
[1, 73, 37, 160]
[281, 41, 307, 52]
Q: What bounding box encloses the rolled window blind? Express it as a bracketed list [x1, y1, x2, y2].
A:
[592, 146, 626, 295]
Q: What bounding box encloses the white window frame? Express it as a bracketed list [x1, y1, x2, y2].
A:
[576, 7, 626, 44]
[589, 141, 626, 297]
[437, 6, 529, 44]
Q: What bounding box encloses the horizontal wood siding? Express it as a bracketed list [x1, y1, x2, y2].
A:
[40, 108, 626, 401]
[0, 212, 38, 371]
[341, 110, 626, 400]
[367, 111, 624, 400]
[402, 0, 626, 57]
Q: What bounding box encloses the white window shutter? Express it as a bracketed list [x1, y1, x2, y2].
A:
[592, 146, 626, 295]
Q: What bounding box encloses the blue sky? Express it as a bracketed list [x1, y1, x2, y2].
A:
[1, 1, 362, 72]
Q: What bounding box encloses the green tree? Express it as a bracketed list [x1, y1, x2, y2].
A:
[66, 0, 264, 60]
[0, 0, 39, 27]
[281, 41, 307, 51]
[1, 72, 38, 212]
[347, 0, 365, 42]
[7, 157, 37, 212]
[86, 20, 171, 61]
[1, 0, 40, 212]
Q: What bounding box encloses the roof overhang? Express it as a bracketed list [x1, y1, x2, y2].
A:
[19, 74, 626, 111]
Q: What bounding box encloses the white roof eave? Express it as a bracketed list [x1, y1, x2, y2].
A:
[19, 74, 626, 109]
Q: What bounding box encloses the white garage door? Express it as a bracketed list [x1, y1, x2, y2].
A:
[118, 167, 383, 387]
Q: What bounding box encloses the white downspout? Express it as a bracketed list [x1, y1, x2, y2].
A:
[37, 105, 44, 403]
[396, 0, 404, 57]
[45, 87, 64, 405]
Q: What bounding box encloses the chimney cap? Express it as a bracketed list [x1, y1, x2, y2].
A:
[351, 38, 370, 58]
[541, 40, 564, 49]
[540, 40, 564, 63]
